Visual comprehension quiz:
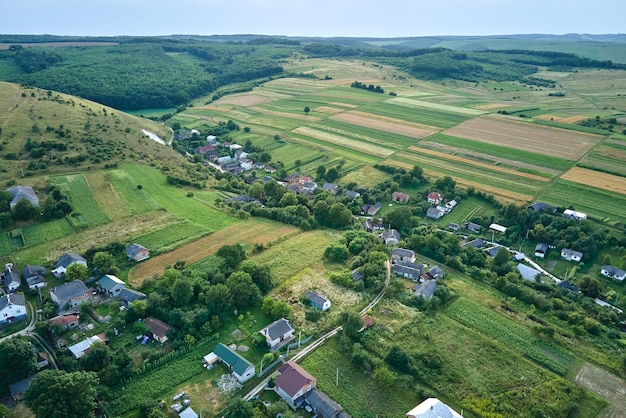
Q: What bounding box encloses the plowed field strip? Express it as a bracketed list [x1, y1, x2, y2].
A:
[330, 113, 436, 139]
[561, 167, 626, 194]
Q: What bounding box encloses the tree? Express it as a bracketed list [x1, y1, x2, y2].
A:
[324, 243, 349, 263]
[172, 122, 181, 131]
[304, 106, 311, 115]
[24, 370, 99, 418]
[65, 263, 88, 282]
[12, 199, 39, 221]
[279, 191, 298, 207]
[80, 342, 110, 372]
[201, 284, 233, 316]
[224, 398, 254, 418]
[492, 247, 512, 276]
[248, 182, 265, 200]
[325, 167, 339, 183]
[340, 310, 363, 339]
[216, 244, 246, 270]
[171, 278, 193, 307]
[579, 276, 601, 298]
[386, 206, 414, 232]
[240, 261, 273, 293]
[226, 271, 261, 310]
[316, 165, 327, 180]
[92, 251, 116, 274]
[0, 337, 38, 387]
[328, 203, 353, 228]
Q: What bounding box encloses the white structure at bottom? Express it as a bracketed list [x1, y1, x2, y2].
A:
[406, 398, 463, 418]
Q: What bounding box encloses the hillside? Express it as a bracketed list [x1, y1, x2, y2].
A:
[0, 82, 189, 182]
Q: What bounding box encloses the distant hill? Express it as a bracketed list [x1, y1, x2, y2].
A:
[0, 82, 189, 182]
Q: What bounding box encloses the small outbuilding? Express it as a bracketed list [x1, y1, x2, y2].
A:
[126, 243, 150, 262]
[305, 290, 331, 311]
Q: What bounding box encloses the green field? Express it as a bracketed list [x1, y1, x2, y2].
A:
[133, 219, 210, 254]
[436, 197, 496, 226]
[313, 119, 416, 148]
[360, 102, 469, 128]
[106, 169, 162, 214]
[49, 174, 110, 226]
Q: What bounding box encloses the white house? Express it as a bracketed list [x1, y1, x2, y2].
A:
[259, 318, 295, 349]
[96, 274, 125, 297]
[305, 291, 331, 311]
[3, 263, 21, 292]
[213, 342, 255, 383]
[601, 265, 626, 281]
[406, 398, 462, 418]
[561, 248, 583, 262]
[563, 209, 587, 221]
[0, 293, 27, 324]
[51, 253, 87, 278]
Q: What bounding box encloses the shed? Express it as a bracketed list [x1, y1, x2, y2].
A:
[179, 407, 199, 418]
[534, 243, 548, 258]
[489, 223, 507, 234]
[517, 264, 543, 282]
[203, 352, 219, 366]
[305, 290, 331, 311]
[145, 317, 174, 343]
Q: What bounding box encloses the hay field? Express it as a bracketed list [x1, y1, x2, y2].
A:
[292, 126, 395, 157]
[128, 219, 297, 287]
[314, 106, 345, 114]
[330, 112, 436, 139]
[561, 167, 626, 194]
[387, 97, 486, 116]
[212, 94, 275, 107]
[444, 115, 603, 160]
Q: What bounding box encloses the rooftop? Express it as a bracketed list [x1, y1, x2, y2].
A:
[275, 361, 316, 397]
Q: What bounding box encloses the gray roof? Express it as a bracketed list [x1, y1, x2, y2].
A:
[528, 202, 556, 212]
[50, 280, 89, 302]
[8, 375, 36, 399]
[602, 265, 626, 278]
[119, 288, 147, 304]
[427, 265, 445, 279]
[426, 207, 444, 219]
[263, 318, 294, 340]
[3, 269, 20, 287]
[558, 280, 579, 292]
[517, 264, 542, 282]
[484, 246, 501, 258]
[126, 243, 148, 258]
[0, 293, 26, 311]
[23, 265, 46, 279]
[463, 238, 485, 249]
[305, 390, 350, 418]
[413, 280, 438, 299]
[323, 183, 338, 190]
[8, 186, 39, 209]
[561, 248, 583, 259]
[345, 190, 360, 199]
[306, 290, 329, 307]
[535, 243, 548, 253]
[393, 263, 423, 277]
[392, 248, 414, 259]
[351, 269, 363, 281]
[55, 253, 86, 269]
[381, 229, 401, 242]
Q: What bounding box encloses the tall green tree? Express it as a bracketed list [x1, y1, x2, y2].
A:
[12, 199, 39, 221]
[0, 337, 38, 387]
[340, 310, 363, 339]
[216, 244, 246, 270]
[65, 263, 88, 282]
[226, 271, 261, 310]
[92, 251, 116, 274]
[24, 370, 99, 418]
[171, 278, 193, 307]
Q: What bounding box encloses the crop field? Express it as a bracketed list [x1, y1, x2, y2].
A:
[537, 179, 626, 225]
[579, 142, 626, 177]
[106, 169, 161, 214]
[443, 115, 603, 160]
[288, 132, 384, 165]
[269, 142, 327, 169]
[387, 96, 486, 116]
[84, 171, 131, 220]
[249, 229, 338, 285]
[437, 197, 496, 226]
[360, 102, 470, 128]
[309, 121, 407, 149]
[128, 218, 297, 287]
[561, 167, 626, 194]
[133, 219, 209, 255]
[336, 165, 392, 188]
[292, 126, 395, 158]
[49, 174, 110, 226]
[576, 364, 626, 413]
[329, 111, 437, 139]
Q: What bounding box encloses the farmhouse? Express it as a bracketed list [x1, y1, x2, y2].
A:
[517, 264, 543, 282]
[0, 293, 27, 324]
[145, 317, 174, 343]
[445, 200, 458, 210]
[462, 222, 482, 233]
[8, 185, 39, 209]
[367, 202, 382, 216]
[362, 218, 385, 233]
[305, 290, 331, 311]
[561, 248, 583, 262]
[2, 263, 21, 292]
[323, 183, 339, 194]
[406, 398, 463, 418]
[563, 209, 587, 221]
[126, 243, 150, 262]
[22, 265, 46, 289]
[381, 229, 401, 246]
[392, 191, 410, 204]
[344, 190, 360, 199]
[484, 246, 502, 258]
[534, 243, 548, 258]
[449, 222, 459, 231]
[274, 361, 317, 409]
[50, 280, 91, 310]
[426, 207, 444, 220]
[528, 202, 556, 213]
[51, 253, 87, 278]
[601, 265, 626, 281]
[97, 274, 126, 297]
[259, 317, 295, 349]
[463, 238, 485, 249]
[413, 280, 438, 299]
[393, 262, 424, 281]
[264, 165, 276, 173]
[427, 265, 445, 280]
[213, 342, 255, 383]
[391, 248, 415, 263]
[119, 288, 147, 306]
[302, 181, 318, 193]
[49, 313, 80, 330]
[427, 192, 442, 205]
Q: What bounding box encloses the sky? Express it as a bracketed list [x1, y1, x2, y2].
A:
[1, 0, 624, 38]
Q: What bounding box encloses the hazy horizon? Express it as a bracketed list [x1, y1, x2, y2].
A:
[2, 0, 624, 39]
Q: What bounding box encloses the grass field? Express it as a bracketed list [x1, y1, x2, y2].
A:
[106, 169, 161, 214]
[336, 166, 392, 188]
[329, 111, 437, 139]
[49, 174, 110, 227]
[292, 126, 396, 158]
[360, 102, 469, 128]
[84, 171, 131, 220]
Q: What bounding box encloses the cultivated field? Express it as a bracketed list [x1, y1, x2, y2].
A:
[292, 126, 395, 157]
[330, 111, 436, 139]
[576, 363, 626, 413]
[387, 96, 486, 116]
[561, 167, 626, 194]
[443, 115, 604, 160]
[128, 219, 297, 286]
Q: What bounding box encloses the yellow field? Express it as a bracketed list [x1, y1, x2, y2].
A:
[292, 126, 395, 157]
[314, 106, 345, 114]
[561, 167, 626, 194]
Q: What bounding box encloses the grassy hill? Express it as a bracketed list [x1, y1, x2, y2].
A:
[0, 81, 189, 183]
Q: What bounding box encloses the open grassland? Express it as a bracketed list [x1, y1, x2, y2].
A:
[437, 197, 497, 225]
[537, 179, 626, 225]
[330, 111, 437, 139]
[249, 230, 338, 285]
[49, 174, 110, 227]
[84, 171, 131, 220]
[558, 70, 626, 110]
[443, 115, 603, 160]
[211, 93, 274, 107]
[133, 219, 209, 254]
[106, 169, 161, 214]
[292, 126, 395, 157]
[336, 165, 392, 188]
[561, 167, 626, 194]
[420, 133, 573, 172]
[387, 96, 486, 116]
[128, 219, 297, 287]
[0, 219, 75, 257]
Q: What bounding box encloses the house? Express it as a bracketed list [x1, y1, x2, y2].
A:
[381, 229, 401, 246]
[51, 253, 87, 278]
[302, 181, 318, 193]
[367, 202, 382, 216]
[392, 248, 416, 263]
[445, 200, 458, 210]
[206, 134, 217, 143]
[345, 190, 360, 199]
[8, 375, 36, 402]
[535, 243, 548, 258]
[0, 293, 27, 324]
[558, 280, 579, 293]
[427, 265, 445, 280]
[462, 222, 482, 233]
[489, 223, 507, 234]
[361, 314, 375, 330]
[264, 165, 276, 173]
[601, 265, 626, 281]
[528, 202, 556, 213]
[3, 263, 21, 292]
[145, 317, 174, 343]
[392, 191, 410, 204]
[484, 246, 502, 258]
[49, 313, 80, 330]
[426, 207, 444, 220]
[178, 407, 199, 418]
[8, 185, 39, 209]
[126, 243, 150, 262]
[240, 160, 254, 170]
[363, 218, 385, 233]
[306, 290, 331, 311]
[274, 361, 317, 409]
[561, 248, 583, 262]
[119, 288, 147, 306]
[229, 143, 243, 151]
[463, 238, 485, 249]
[68, 335, 104, 359]
[563, 209, 587, 221]
[323, 183, 339, 195]
[517, 264, 543, 282]
[213, 342, 256, 383]
[406, 398, 462, 418]
[393, 262, 424, 281]
[304, 390, 351, 418]
[449, 222, 459, 231]
[22, 265, 46, 289]
[351, 269, 363, 282]
[427, 192, 442, 205]
[259, 317, 295, 349]
[413, 280, 438, 299]
[236, 150, 249, 160]
[50, 280, 91, 310]
[97, 274, 125, 297]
